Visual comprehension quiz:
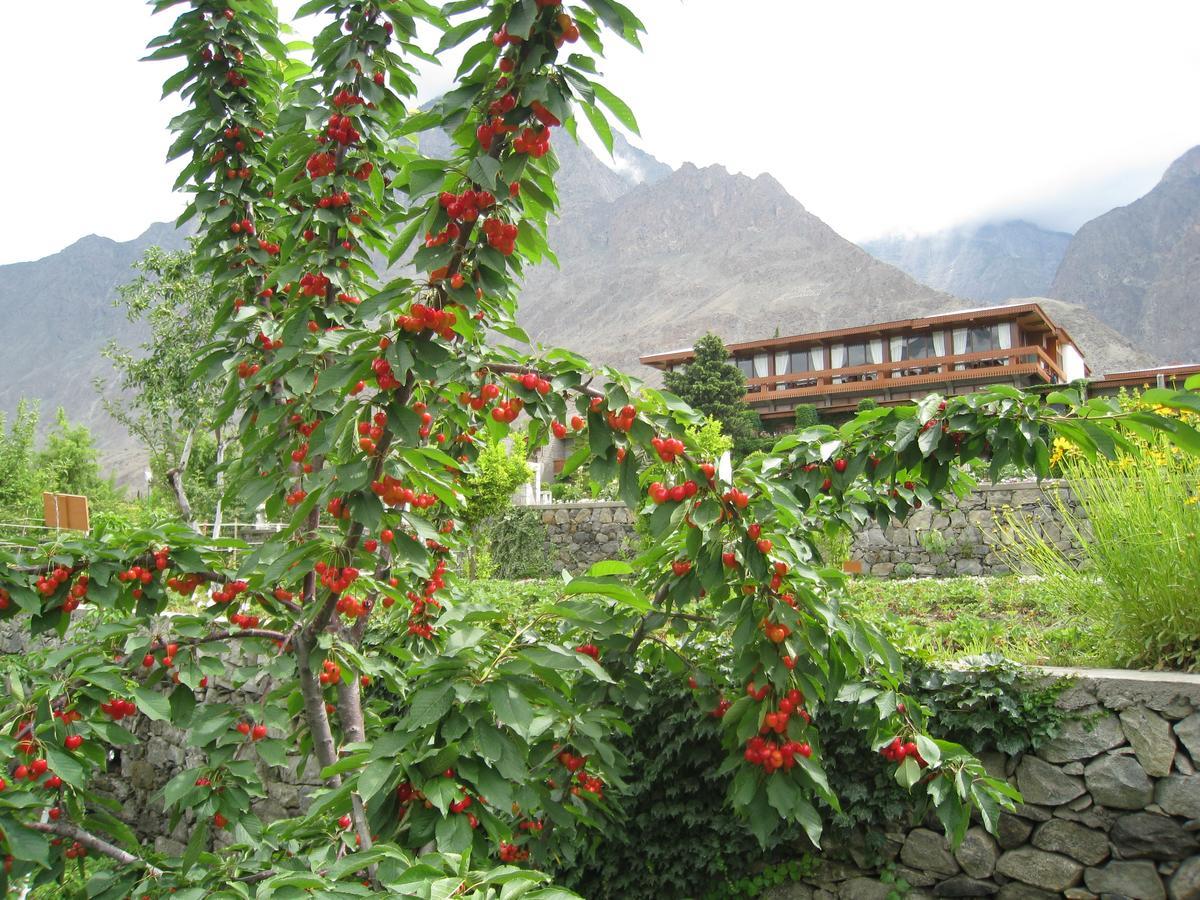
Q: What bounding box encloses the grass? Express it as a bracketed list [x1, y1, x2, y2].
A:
[842, 575, 1097, 667]
[460, 574, 1107, 669]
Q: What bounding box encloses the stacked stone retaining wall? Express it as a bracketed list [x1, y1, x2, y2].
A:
[764, 669, 1200, 900]
[524, 480, 1087, 578]
[533, 501, 637, 573]
[851, 480, 1087, 578]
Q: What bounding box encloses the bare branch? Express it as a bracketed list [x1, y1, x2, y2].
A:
[27, 820, 163, 877]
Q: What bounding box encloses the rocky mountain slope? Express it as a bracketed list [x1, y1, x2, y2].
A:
[0, 138, 1162, 486]
[1050, 145, 1200, 364]
[0, 222, 191, 480]
[516, 163, 1148, 379]
[864, 220, 1072, 304]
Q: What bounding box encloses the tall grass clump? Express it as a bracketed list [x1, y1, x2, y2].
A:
[1000, 426, 1200, 670]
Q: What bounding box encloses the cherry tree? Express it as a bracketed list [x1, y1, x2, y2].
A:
[3, 1, 1200, 896]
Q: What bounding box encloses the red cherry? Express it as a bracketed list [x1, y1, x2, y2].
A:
[251, 724, 268, 741]
[64, 735, 83, 752]
[833, 458, 848, 473]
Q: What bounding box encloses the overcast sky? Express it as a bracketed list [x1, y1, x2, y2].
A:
[1, 1, 1197, 266]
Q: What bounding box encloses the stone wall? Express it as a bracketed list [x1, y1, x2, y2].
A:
[765, 668, 1200, 900]
[851, 480, 1087, 578]
[525, 480, 1088, 579]
[533, 501, 637, 573]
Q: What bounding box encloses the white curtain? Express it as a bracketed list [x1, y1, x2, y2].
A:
[753, 353, 769, 378]
[831, 344, 847, 368]
[869, 339, 884, 364]
[775, 351, 790, 376]
[998, 323, 1013, 350]
[890, 336, 904, 364]
[933, 331, 946, 357]
[952, 328, 967, 370]
[811, 347, 825, 371]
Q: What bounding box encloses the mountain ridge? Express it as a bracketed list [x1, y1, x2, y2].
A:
[0, 140, 1164, 487]
[863, 220, 1073, 304]
[1049, 144, 1200, 363]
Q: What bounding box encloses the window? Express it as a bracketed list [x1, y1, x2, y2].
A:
[834, 343, 879, 383]
[955, 324, 1013, 369]
[737, 356, 769, 393]
[890, 331, 945, 377]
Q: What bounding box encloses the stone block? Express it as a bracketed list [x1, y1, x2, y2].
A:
[1085, 753, 1154, 809]
[995, 847, 1083, 891]
[933, 876, 999, 896]
[956, 827, 1000, 878]
[1084, 860, 1165, 900]
[901, 828, 961, 877]
[1017, 756, 1086, 806]
[1168, 854, 1200, 899]
[1032, 819, 1110, 866]
[1040, 714, 1126, 762]
[1110, 813, 1200, 860]
[1157, 776, 1200, 819]
[1122, 707, 1178, 777]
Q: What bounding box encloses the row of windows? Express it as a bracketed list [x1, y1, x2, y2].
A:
[734, 324, 1015, 384]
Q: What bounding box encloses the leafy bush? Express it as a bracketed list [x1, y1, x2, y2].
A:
[486, 507, 554, 580]
[552, 654, 1066, 897]
[553, 671, 806, 900]
[794, 404, 820, 428]
[857, 398, 880, 413]
[911, 655, 1069, 755]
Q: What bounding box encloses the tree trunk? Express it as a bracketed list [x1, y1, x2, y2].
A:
[166, 428, 196, 527]
[211, 425, 226, 539]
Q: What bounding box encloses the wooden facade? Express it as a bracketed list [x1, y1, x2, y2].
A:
[1089, 364, 1200, 397]
[640, 303, 1088, 425]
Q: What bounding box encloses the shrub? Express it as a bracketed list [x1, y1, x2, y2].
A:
[1001, 429, 1200, 669]
[555, 655, 1067, 896]
[794, 404, 820, 428]
[487, 507, 554, 580]
[554, 670, 806, 900]
[857, 398, 880, 413]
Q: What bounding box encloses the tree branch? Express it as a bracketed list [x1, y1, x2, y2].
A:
[27, 820, 163, 877]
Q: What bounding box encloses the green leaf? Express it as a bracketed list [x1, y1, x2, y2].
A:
[133, 686, 173, 723]
[406, 684, 454, 730]
[580, 102, 614, 155]
[591, 82, 639, 134]
[0, 816, 49, 865]
[563, 577, 651, 612]
[436, 812, 474, 852]
[182, 815, 208, 874]
[359, 757, 394, 804]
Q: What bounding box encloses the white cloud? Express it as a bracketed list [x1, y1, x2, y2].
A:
[0, 0, 1197, 265]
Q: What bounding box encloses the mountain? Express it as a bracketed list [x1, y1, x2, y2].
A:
[0, 222, 191, 481]
[1049, 145, 1200, 364]
[515, 164, 1145, 378]
[863, 220, 1073, 304]
[0, 138, 1158, 488]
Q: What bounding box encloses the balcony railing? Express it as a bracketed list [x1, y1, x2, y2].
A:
[743, 346, 1064, 403]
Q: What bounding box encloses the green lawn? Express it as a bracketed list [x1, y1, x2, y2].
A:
[460, 575, 1101, 669]
[842, 575, 1096, 667]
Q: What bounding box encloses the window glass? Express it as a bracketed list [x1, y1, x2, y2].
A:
[844, 343, 869, 368]
[789, 350, 811, 373]
[898, 334, 936, 360]
[966, 325, 1000, 353]
[736, 357, 754, 379]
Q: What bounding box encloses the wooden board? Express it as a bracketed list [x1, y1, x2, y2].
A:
[43, 493, 90, 532]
